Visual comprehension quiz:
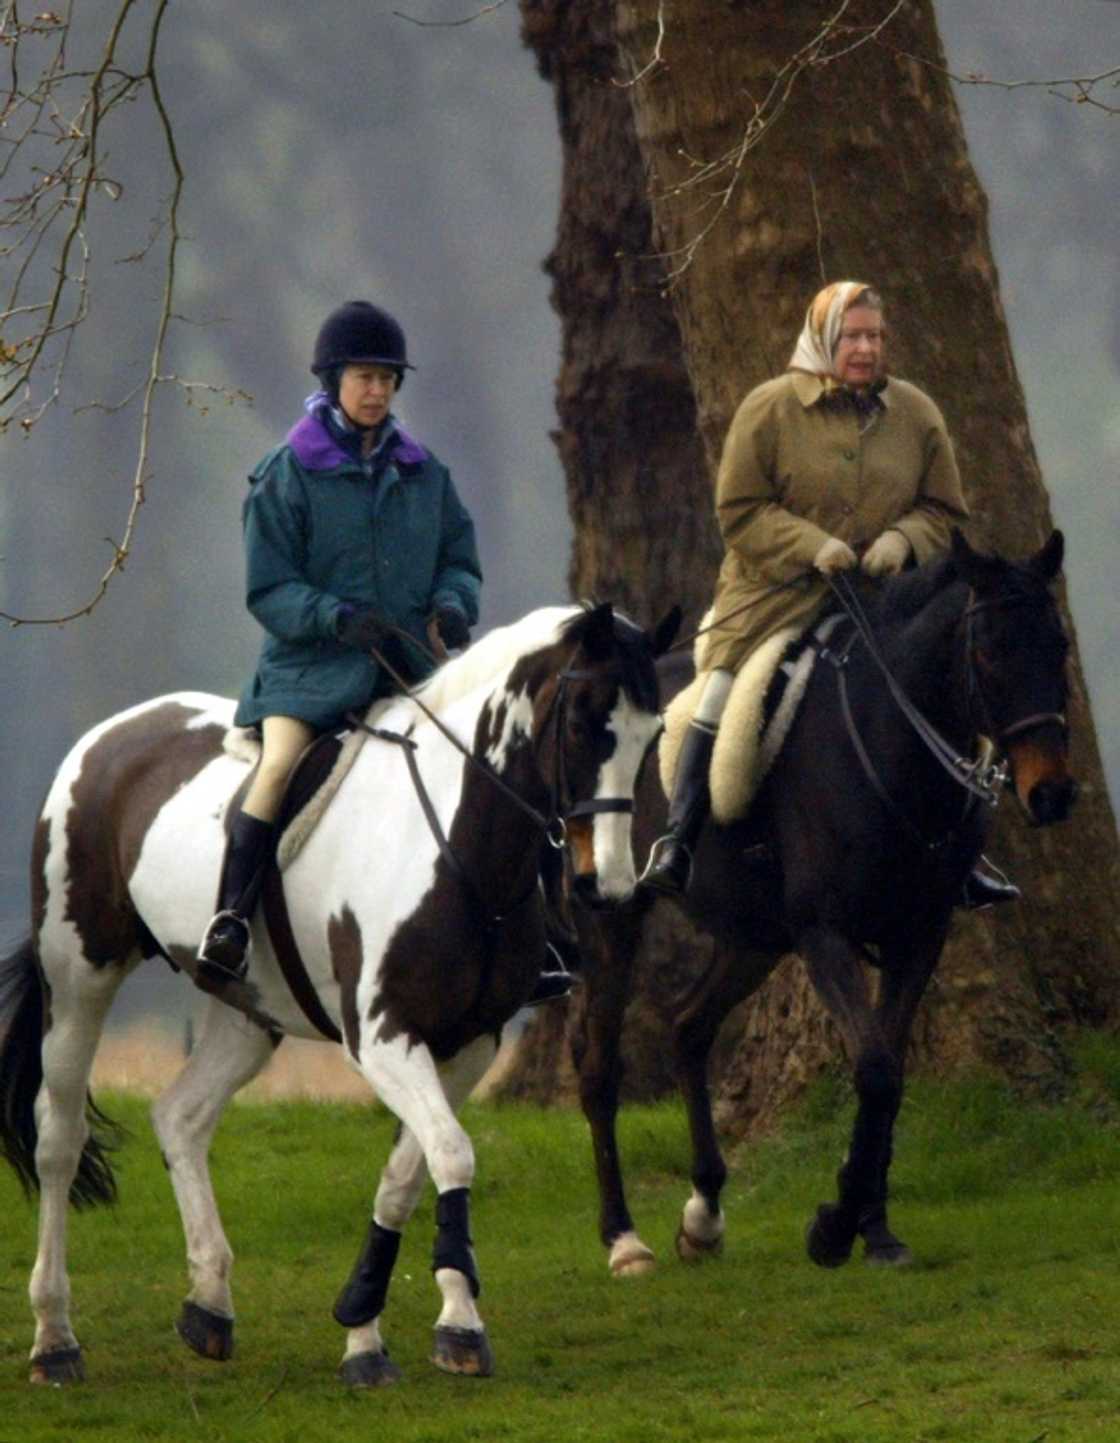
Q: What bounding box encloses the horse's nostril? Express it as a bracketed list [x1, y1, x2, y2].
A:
[1030, 777, 1077, 825]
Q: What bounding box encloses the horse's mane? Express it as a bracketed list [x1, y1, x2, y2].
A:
[406, 606, 582, 717]
[858, 553, 961, 630]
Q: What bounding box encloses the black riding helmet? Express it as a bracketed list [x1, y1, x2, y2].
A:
[311, 300, 415, 399]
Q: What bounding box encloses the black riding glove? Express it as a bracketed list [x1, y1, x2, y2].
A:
[337, 604, 389, 652]
[434, 606, 470, 650]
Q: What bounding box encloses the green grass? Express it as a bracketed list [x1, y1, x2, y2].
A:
[2, 1044, 1120, 1442]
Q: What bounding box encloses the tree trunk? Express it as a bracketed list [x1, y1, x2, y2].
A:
[509, 0, 1120, 1132]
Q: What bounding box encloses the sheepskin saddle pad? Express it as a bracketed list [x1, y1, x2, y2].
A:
[222, 718, 371, 870]
[658, 612, 847, 823]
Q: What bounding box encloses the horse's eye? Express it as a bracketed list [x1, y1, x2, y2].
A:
[567, 713, 593, 743]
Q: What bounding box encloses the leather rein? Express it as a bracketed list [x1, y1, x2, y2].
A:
[821, 573, 1067, 849]
[347, 636, 634, 926]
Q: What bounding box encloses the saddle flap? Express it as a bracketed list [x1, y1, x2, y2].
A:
[659, 615, 846, 823]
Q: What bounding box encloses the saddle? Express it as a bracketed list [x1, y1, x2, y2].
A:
[658, 613, 847, 822]
[222, 717, 373, 870]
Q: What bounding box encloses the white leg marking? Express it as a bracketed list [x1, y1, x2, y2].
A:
[151, 999, 274, 1318]
[29, 959, 123, 1361]
[677, 1187, 725, 1262]
[342, 1319, 386, 1361]
[435, 1267, 483, 1332]
[608, 1230, 657, 1277]
[354, 1032, 498, 1354]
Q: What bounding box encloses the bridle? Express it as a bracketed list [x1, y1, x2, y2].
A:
[823, 573, 1066, 847]
[347, 636, 640, 923]
[961, 592, 1068, 752]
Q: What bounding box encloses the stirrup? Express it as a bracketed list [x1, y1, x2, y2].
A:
[196, 909, 251, 983]
[526, 944, 576, 1006]
[961, 858, 1021, 911]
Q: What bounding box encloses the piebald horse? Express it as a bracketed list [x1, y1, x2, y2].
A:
[566, 532, 1076, 1276]
[0, 602, 677, 1386]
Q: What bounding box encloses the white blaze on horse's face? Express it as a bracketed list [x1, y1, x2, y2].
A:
[582, 693, 663, 903]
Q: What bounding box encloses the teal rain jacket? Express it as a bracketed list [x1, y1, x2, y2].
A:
[233, 398, 482, 730]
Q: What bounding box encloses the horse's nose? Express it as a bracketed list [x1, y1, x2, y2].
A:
[1029, 775, 1077, 825]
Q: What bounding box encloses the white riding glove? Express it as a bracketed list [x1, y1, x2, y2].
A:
[861, 529, 912, 578]
[813, 536, 858, 575]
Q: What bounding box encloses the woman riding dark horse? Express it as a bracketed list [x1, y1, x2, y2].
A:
[569, 528, 1075, 1278]
[641, 279, 1017, 910]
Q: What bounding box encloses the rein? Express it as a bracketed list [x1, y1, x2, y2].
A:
[825, 572, 1007, 811]
[343, 626, 635, 922]
[821, 571, 1068, 847]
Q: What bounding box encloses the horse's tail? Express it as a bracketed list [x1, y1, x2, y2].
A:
[0, 936, 120, 1209]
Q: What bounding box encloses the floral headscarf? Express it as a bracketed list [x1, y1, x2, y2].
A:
[787, 280, 876, 379]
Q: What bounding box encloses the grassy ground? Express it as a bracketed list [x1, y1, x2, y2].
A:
[1, 1038, 1119, 1442]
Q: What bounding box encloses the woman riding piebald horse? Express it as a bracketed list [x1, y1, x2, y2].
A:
[197, 300, 565, 1001]
[641, 279, 1018, 909]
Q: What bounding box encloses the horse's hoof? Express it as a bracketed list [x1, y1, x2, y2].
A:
[806, 1203, 856, 1268]
[608, 1233, 656, 1277]
[676, 1224, 725, 1264]
[29, 1346, 85, 1386]
[339, 1349, 402, 1387]
[176, 1300, 235, 1361]
[864, 1239, 914, 1267]
[431, 1324, 494, 1377]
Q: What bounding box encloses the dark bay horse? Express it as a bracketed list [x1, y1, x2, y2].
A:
[0, 602, 678, 1386]
[566, 531, 1076, 1276]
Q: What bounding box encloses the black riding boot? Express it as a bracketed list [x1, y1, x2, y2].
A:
[639, 722, 716, 898]
[196, 811, 275, 984]
[962, 854, 1021, 910]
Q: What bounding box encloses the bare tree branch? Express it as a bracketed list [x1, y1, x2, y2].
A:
[393, 0, 509, 27]
[620, 1, 907, 284]
[0, 0, 248, 627]
[892, 50, 1120, 116]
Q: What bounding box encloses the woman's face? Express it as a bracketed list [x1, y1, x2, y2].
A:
[338, 363, 397, 429]
[832, 304, 884, 388]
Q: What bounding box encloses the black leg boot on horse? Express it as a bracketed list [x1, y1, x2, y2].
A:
[197, 811, 275, 984]
[639, 721, 717, 898]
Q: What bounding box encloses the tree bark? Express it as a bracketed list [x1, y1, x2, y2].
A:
[510, 0, 1120, 1132]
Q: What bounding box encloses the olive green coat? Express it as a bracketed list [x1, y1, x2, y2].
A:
[699, 371, 969, 673]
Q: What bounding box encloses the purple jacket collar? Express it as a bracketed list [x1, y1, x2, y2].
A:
[286, 402, 429, 472]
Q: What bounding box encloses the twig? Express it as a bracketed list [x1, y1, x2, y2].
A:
[887, 47, 1119, 116]
[808, 168, 826, 284]
[243, 1364, 290, 1421]
[615, 0, 665, 88]
[393, 0, 508, 26]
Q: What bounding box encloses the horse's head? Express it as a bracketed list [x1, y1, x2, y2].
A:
[528, 602, 680, 906]
[952, 529, 1076, 825]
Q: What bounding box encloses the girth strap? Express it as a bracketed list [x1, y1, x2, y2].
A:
[261, 864, 343, 1043]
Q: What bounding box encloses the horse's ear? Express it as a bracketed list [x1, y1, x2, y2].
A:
[577, 601, 616, 658]
[1028, 529, 1064, 584]
[949, 528, 1002, 590]
[649, 605, 682, 658]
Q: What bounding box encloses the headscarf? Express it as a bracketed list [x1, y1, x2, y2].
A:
[787, 280, 876, 380]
